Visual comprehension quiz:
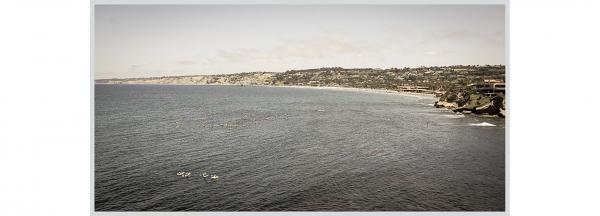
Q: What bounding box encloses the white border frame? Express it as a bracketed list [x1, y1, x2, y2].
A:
[91, 1, 509, 215]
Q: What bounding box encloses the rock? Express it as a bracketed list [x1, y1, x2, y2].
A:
[473, 96, 501, 115]
[474, 101, 498, 114]
[436, 93, 506, 117]
[498, 108, 506, 118]
[498, 98, 506, 117]
[461, 94, 490, 110]
[452, 107, 465, 112]
[434, 101, 458, 109]
[446, 93, 458, 102]
[446, 102, 458, 109]
[456, 92, 471, 107]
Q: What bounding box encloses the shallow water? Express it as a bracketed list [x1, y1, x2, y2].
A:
[94, 84, 505, 211]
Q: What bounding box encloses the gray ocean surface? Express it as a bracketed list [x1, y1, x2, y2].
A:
[94, 84, 505, 211]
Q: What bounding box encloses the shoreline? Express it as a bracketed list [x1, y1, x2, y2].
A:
[265, 85, 437, 99]
[95, 82, 437, 99]
[95, 83, 506, 117]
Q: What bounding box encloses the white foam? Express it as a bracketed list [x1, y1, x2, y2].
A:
[469, 122, 496, 127]
[443, 114, 465, 119]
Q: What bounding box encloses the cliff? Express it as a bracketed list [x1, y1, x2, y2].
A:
[96, 72, 275, 86]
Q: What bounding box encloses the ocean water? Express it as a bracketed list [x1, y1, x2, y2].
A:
[94, 84, 505, 211]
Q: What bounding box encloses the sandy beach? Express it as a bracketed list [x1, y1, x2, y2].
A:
[266, 85, 437, 99]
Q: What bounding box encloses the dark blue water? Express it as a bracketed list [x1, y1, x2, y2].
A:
[94, 84, 505, 211]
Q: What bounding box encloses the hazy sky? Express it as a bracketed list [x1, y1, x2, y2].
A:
[95, 5, 505, 79]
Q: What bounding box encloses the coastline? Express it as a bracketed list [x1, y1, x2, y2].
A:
[96, 83, 505, 117]
[95, 82, 437, 99]
[266, 85, 437, 99]
[94, 65, 504, 118]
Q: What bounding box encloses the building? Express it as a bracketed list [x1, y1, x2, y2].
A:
[468, 81, 505, 95]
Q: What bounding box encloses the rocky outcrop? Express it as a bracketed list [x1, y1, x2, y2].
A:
[474, 97, 502, 115]
[498, 99, 506, 117]
[498, 108, 506, 118]
[436, 92, 506, 117]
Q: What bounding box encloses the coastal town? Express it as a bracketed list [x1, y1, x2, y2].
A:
[96, 65, 506, 117]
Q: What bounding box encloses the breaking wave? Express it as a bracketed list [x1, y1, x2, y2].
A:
[469, 122, 496, 127]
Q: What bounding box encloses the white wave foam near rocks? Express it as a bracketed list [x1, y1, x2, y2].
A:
[469, 122, 496, 127]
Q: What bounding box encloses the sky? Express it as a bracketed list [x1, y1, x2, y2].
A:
[94, 5, 505, 79]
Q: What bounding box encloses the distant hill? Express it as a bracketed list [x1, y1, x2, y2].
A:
[96, 65, 505, 94]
